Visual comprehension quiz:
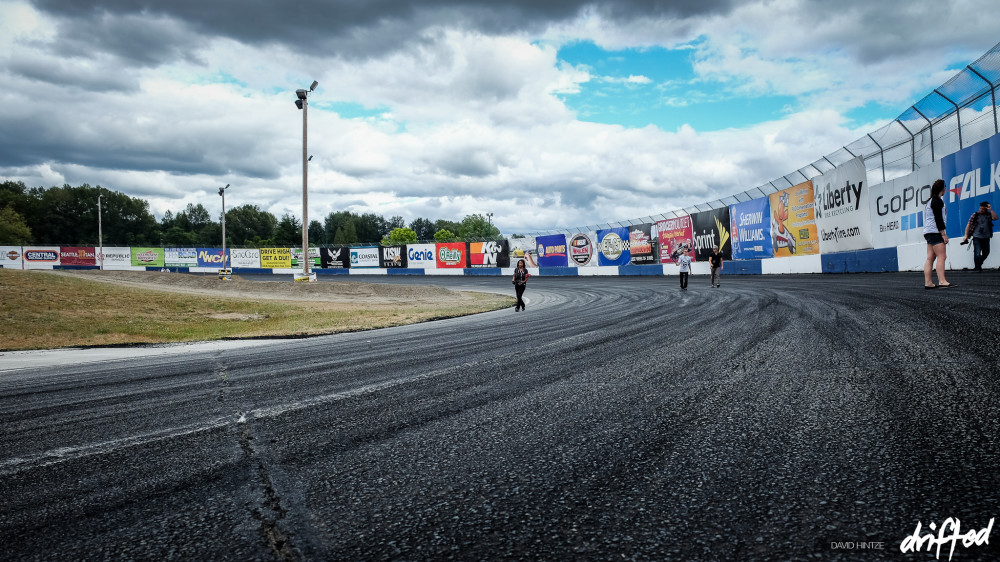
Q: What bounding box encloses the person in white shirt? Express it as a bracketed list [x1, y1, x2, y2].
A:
[675, 249, 692, 290]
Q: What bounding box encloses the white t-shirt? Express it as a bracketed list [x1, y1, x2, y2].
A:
[676, 254, 692, 273]
[923, 197, 946, 234]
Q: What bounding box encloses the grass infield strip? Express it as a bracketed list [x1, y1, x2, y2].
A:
[0, 269, 514, 351]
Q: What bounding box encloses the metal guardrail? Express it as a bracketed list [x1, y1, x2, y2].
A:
[521, 40, 1000, 237]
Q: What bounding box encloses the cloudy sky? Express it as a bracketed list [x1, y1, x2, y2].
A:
[1, 0, 998, 233]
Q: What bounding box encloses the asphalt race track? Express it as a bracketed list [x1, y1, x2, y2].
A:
[2, 271, 999, 561]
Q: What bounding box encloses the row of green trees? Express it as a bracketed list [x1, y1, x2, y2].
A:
[0, 181, 502, 247]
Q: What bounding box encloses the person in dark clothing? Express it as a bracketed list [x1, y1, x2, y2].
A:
[512, 258, 530, 311]
[960, 201, 998, 271]
[709, 246, 723, 288]
[923, 179, 954, 289]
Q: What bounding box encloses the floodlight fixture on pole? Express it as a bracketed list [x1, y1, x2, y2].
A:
[218, 184, 230, 279]
[97, 193, 104, 271]
[294, 80, 317, 280]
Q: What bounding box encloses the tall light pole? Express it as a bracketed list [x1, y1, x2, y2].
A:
[218, 183, 230, 278]
[295, 80, 318, 280]
[97, 193, 104, 271]
[486, 212, 494, 238]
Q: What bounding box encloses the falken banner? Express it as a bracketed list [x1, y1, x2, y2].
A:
[729, 199, 773, 260]
[942, 131, 1000, 237]
[656, 216, 695, 263]
[321, 247, 351, 269]
[469, 240, 510, 268]
[596, 227, 630, 266]
[536, 234, 568, 268]
[813, 157, 873, 253]
[568, 232, 595, 267]
[691, 208, 731, 261]
[628, 223, 657, 265]
[869, 161, 942, 248]
[769, 181, 819, 256]
[380, 245, 408, 268]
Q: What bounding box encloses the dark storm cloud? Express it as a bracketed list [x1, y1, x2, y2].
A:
[29, 0, 738, 60]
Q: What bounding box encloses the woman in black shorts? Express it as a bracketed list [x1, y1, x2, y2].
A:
[922, 179, 955, 289]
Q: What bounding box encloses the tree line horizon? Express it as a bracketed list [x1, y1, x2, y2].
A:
[0, 181, 507, 248]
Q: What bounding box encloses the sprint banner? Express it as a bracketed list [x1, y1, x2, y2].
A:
[691, 208, 731, 261]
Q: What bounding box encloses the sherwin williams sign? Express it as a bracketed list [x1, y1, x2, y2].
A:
[350, 247, 380, 268]
[942, 131, 1000, 237]
[60, 246, 96, 266]
[436, 242, 467, 268]
[536, 234, 568, 268]
[729, 199, 773, 260]
[656, 217, 695, 263]
[165, 248, 198, 267]
[597, 227, 630, 266]
[131, 247, 165, 267]
[813, 157, 873, 253]
[469, 240, 509, 268]
[197, 248, 228, 267]
[260, 247, 292, 268]
[769, 181, 819, 257]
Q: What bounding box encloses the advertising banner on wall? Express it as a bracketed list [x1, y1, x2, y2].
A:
[131, 247, 164, 267]
[380, 245, 408, 268]
[291, 248, 321, 267]
[942, 131, 1000, 237]
[229, 248, 261, 268]
[98, 247, 131, 268]
[350, 247, 380, 268]
[405, 244, 437, 269]
[469, 240, 510, 268]
[691, 208, 732, 261]
[260, 247, 292, 268]
[60, 246, 96, 266]
[656, 216, 695, 263]
[869, 161, 942, 248]
[196, 248, 227, 268]
[729, 199, 773, 260]
[628, 223, 657, 265]
[436, 242, 467, 268]
[321, 247, 351, 269]
[164, 248, 198, 267]
[813, 157, 873, 253]
[22, 247, 61, 269]
[0, 246, 23, 268]
[769, 180, 819, 257]
[536, 234, 568, 268]
[597, 227, 630, 266]
[568, 233, 595, 267]
[508, 237, 537, 267]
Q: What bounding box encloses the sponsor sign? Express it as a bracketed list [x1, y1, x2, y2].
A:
[291, 247, 321, 267]
[656, 216, 696, 263]
[98, 247, 131, 268]
[229, 248, 261, 269]
[628, 223, 656, 265]
[508, 238, 537, 267]
[60, 246, 96, 266]
[536, 234, 569, 268]
[869, 162, 944, 248]
[469, 240, 510, 268]
[568, 233, 594, 266]
[350, 246, 380, 268]
[164, 248, 198, 267]
[691, 208, 732, 261]
[22, 247, 61, 269]
[436, 242, 467, 268]
[321, 247, 351, 269]
[196, 248, 228, 268]
[130, 247, 164, 267]
[769, 181, 819, 257]
[729, 198, 773, 260]
[260, 247, 292, 269]
[597, 227, 630, 266]
[405, 244, 437, 269]
[0, 246, 23, 268]
[942, 131, 1000, 237]
[380, 245, 408, 268]
[813, 157, 873, 253]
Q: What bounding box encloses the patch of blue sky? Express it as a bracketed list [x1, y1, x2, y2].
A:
[556, 40, 800, 131]
[844, 100, 910, 128]
[320, 101, 393, 120]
